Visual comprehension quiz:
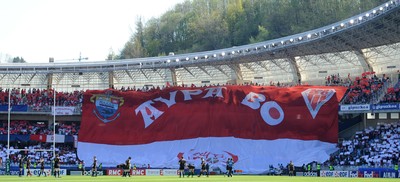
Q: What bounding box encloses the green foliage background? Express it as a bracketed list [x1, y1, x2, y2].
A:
[117, 0, 386, 59]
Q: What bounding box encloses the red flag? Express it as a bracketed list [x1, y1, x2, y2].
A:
[80, 86, 347, 145]
[78, 86, 347, 173]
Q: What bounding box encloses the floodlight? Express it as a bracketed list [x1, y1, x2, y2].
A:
[263, 45, 267, 48]
[366, 13, 370, 17]
[289, 38, 293, 42]
[298, 36, 303, 41]
[373, 10, 376, 14]
[194, 56, 199, 60]
[167, 59, 170, 63]
[331, 26, 335, 30]
[307, 34, 311, 38]
[340, 23, 344, 27]
[358, 16, 363, 21]
[204, 55, 208, 59]
[386, 3, 389, 7]
[176, 58, 180, 62]
[213, 54, 217, 57]
[350, 19, 354, 24]
[185, 57, 189, 61]
[231, 51, 235, 55]
[221, 52, 225, 56]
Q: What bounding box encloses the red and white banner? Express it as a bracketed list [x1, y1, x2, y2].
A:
[51, 106, 75, 115]
[106, 169, 176, 176]
[30, 134, 65, 143]
[106, 169, 124, 176]
[78, 86, 347, 174]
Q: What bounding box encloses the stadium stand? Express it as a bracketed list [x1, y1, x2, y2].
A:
[0, 121, 78, 135]
[0, 88, 83, 112]
[341, 72, 391, 104]
[381, 78, 400, 103]
[329, 122, 400, 167]
[0, 143, 77, 166]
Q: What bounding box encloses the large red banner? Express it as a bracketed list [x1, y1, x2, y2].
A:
[79, 86, 347, 145]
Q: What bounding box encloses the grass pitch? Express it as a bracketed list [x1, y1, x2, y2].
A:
[0, 175, 399, 182]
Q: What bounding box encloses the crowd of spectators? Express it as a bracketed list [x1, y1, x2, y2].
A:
[0, 120, 79, 167]
[325, 73, 352, 86]
[1, 83, 296, 107]
[0, 143, 77, 166]
[0, 120, 79, 135]
[381, 79, 400, 103]
[116, 81, 297, 92]
[0, 88, 83, 110]
[56, 123, 79, 135]
[341, 72, 390, 104]
[0, 73, 397, 110]
[328, 122, 400, 167]
[0, 121, 51, 135]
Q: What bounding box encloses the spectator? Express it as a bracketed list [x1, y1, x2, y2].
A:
[328, 122, 400, 167]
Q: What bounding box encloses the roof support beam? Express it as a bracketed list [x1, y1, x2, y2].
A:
[198, 66, 212, 77]
[125, 70, 135, 82]
[270, 60, 288, 72]
[255, 61, 270, 71]
[54, 73, 65, 85]
[302, 56, 320, 68]
[287, 57, 301, 85]
[26, 73, 36, 83]
[228, 64, 243, 82]
[170, 68, 177, 86]
[0, 74, 6, 83]
[108, 71, 114, 89]
[242, 63, 255, 72]
[183, 67, 196, 78]
[354, 49, 373, 72]
[47, 73, 53, 90]
[213, 65, 230, 78]
[140, 69, 149, 80]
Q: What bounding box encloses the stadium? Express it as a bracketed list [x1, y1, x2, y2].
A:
[0, 0, 400, 181]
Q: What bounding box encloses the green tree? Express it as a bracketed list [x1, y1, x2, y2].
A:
[143, 18, 162, 57]
[118, 0, 386, 58]
[189, 11, 230, 51]
[106, 47, 118, 61]
[12, 57, 26, 63]
[249, 25, 269, 43]
[120, 17, 147, 59]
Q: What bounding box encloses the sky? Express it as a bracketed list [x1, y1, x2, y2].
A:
[0, 0, 185, 63]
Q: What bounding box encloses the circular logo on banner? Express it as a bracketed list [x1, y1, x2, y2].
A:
[260, 101, 284, 126]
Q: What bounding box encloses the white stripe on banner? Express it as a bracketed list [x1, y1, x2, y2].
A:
[52, 106, 75, 115]
[47, 135, 65, 143]
[78, 137, 336, 174]
[74, 135, 78, 148]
